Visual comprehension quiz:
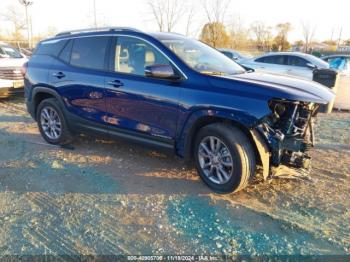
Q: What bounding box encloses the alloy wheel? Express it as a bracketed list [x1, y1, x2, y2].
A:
[198, 136, 234, 185]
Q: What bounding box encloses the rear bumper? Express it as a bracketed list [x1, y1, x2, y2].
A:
[26, 98, 36, 119]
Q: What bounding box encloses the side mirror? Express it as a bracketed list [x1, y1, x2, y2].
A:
[232, 56, 239, 61]
[0, 54, 10, 58]
[306, 63, 317, 70]
[145, 64, 180, 80]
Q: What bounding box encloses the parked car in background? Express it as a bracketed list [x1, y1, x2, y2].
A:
[25, 28, 334, 193]
[240, 52, 329, 80]
[321, 55, 350, 76]
[19, 48, 33, 58]
[0, 42, 28, 98]
[218, 48, 252, 62]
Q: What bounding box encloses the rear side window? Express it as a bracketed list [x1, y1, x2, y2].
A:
[256, 55, 285, 65]
[35, 40, 68, 57]
[70, 37, 110, 70]
[286, 56, 308, 67]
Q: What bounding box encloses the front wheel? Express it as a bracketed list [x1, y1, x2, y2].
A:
[194, 123, 256, 193]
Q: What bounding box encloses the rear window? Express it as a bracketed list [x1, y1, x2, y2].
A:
[70, 37, 110, 70]
[35, 39, 68, 57]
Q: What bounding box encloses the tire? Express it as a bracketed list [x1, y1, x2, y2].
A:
[194, 123, 256, 193]
[36, 98, 73, 145]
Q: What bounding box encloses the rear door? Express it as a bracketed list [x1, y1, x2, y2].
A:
[48, 36, 111, 125]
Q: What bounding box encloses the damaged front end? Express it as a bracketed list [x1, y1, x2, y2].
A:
[255, 99, 320, 174]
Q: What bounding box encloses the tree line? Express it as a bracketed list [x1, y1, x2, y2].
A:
[0, 0, 348, 52]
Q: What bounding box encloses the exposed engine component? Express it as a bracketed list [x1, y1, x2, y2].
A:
[257, 100, 320, 169]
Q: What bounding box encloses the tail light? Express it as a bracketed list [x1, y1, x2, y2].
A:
[21, 62, 28, 77]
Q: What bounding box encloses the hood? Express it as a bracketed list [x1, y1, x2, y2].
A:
[0, 57, 28, 68]
[226, 71, 335, 104]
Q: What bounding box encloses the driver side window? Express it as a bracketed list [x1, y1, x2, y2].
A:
[113, 36, 171, 76]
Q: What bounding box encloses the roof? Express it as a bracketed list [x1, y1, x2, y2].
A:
[41, 28, 186, 45]
[55, 27, 141, 37]
[148, 32, 187, 41]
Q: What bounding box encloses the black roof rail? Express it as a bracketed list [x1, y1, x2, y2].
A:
[55, 27, 141, 37]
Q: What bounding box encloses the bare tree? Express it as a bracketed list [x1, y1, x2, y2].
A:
[199, 0, 231, 48]
[147, 0, 185, 32]
[1, 6, 26, 41]
[228, 16, 250, 49]
[274, 22, 292, 51]
[250, 21, 273, 51]
[185, 2, 196, 36]
[202, 0, 230, 24]
[301, 21, 317, 53]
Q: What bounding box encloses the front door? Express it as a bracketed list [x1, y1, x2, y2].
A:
[285, 55, 313, 80]
[104, 35, 183, 142]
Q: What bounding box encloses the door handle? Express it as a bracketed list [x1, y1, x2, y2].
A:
[108, 80, 124, 88]
[53, 72, 66, 79]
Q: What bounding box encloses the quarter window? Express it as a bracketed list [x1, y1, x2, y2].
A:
[113, 36, 171, 76]
[70, 37, 109, 70]
[59, 40, 73, 63]
[35, 40, 68, 57]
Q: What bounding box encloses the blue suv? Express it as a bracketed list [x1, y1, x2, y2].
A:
[24, 27, 334, 193]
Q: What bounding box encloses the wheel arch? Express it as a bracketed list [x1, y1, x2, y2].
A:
[180, 110, 259, 160]
[30, 86, 66, 121]
[179, 107, 272, 179]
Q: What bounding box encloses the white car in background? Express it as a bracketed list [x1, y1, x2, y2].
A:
[0, 42, 28, 98]
[240, 52, 329, 81]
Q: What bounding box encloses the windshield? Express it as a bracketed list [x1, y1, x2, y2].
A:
[0, 45, 23, 58]
[160, 38, 245, 75]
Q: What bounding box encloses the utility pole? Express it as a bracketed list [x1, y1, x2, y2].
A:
[18, 0, 33, 48]
[93, 0, 97, 28]
[337, 27, 343, 50]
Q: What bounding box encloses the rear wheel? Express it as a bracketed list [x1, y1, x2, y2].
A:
[194, 123, 256, 193]
[36, 98, 73, 145]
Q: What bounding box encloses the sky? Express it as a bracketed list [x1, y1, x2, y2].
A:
[0, 0, 349, 42]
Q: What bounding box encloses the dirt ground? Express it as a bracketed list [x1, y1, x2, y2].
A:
[0, 97, 349, 256]
[334, 76, 350, 111]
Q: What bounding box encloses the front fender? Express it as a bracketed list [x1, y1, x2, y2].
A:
[176, 107, 269, 159]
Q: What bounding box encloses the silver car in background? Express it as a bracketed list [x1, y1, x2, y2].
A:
[240, 52, 329, 80]
[218, 48, 252, 62]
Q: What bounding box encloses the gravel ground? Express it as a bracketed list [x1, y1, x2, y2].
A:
[334, 76, 350, 111]
[0, 97, 349, 256]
